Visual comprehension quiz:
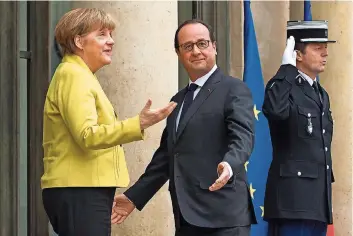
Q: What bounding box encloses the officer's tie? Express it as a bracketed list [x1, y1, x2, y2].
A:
[179, 83, 198, 123]
[313, 81, 323, 105]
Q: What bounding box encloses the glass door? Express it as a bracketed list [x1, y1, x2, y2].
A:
[177, 1, 230, 90]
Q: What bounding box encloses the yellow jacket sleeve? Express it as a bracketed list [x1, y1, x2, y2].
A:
[56, 69, 144, 150]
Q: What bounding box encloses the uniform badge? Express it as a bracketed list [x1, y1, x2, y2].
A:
[296, 74, 303, 85]
[269, 82, 275, 89]
[307, 115, 313, 135]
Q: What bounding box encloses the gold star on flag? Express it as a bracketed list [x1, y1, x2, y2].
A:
[244, 161, 249, 172]
[260, 206, 264, 217]
[253, 105, 261, 120]
[250, 183, 256, 199]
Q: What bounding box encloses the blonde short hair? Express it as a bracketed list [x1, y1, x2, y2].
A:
[55, 8, 116, 55]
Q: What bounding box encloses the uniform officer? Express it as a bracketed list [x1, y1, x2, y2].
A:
[262, 20, 336, 236]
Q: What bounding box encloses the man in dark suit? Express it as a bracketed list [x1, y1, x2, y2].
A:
[262, 21, 336, 236]
[111, 19, 257, 236]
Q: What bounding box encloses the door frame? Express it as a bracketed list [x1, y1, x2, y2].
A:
[0, 2, 20, 235]
[27, 1, 50, 236]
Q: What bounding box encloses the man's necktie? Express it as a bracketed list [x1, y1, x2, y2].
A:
[313, 81, 323, 105]
[179, 83, 198, 123]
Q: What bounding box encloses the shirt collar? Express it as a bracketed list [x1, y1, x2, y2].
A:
[189, 65, 218, 87]
[298, 70, 316, 86]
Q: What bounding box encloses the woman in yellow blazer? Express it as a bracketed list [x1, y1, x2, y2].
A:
[41, 8, 176, 236]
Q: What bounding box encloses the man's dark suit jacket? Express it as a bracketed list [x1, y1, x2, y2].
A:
[124, 68, 257, 229]
[262, 64, 334, 224]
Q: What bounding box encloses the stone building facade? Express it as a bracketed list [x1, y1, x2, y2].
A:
[0, 1, 351, 235]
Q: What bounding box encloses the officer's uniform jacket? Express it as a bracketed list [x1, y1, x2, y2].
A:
[262, 64, 334, 224]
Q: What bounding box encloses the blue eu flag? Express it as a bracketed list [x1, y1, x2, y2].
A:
[304, 0, 313, 21]
[243, 1, 272, 235]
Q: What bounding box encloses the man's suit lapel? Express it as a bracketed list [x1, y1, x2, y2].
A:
[176, 69, 222, 141]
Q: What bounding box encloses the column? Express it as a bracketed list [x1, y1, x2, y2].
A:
[252, 1, 290, 84]
[71, 2, 178, 236]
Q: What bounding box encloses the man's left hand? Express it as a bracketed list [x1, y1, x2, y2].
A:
[209, 162, 231, 191]
[111, 194, 135, 224]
